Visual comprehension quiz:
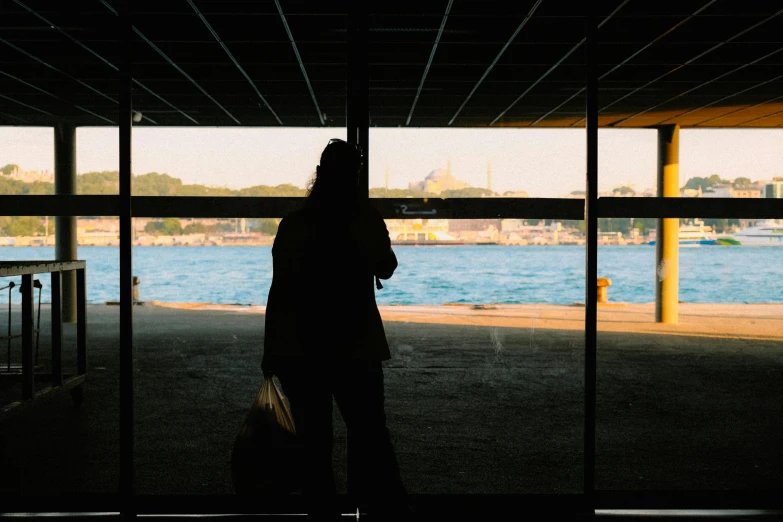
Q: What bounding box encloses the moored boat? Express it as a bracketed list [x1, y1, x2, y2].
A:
[648, 220, 717, 246]
[728, 220, 783, 246]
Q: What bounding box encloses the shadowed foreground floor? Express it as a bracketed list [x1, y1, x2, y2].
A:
[0, 303, 781, 501]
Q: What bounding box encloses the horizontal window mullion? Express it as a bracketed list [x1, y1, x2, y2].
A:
[0, 195, 120, 216]
[598, 197, 783, 218]
[373, 198, 585, 220]
[595, 490, 783, 510]
[0, 495, 122, 513]
[131, 196, 303, 218]
[6, 195, 780, 220]
[135, 197, 586, 220]
[130, 493, 587, 516]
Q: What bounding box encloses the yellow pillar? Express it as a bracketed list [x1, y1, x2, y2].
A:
[655, 125, 679, 323]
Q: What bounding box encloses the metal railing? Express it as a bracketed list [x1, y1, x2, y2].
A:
[0, 261, 87, 421]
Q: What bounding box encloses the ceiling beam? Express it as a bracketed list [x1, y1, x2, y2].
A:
[447, 0, 543, 126]
[574, 5, 783, 127]
[407, 0, 453, 126]
[613, 46, 783, 126]
[97, 0, 238, 124]
[736, 107, 783, 127]
[530, 0, 718, 126]
[490, 0, 631, 126]
[0, 92, 55, 117]
[694, 92, 783, 126]
[187, 0, 282, 125]
[13, 0, 194, 125]
[0, 110, 31, 124]
[0, 70, 113, 123]
[130, 80, 199, 125]
[274, 0, 324, 125]
[0, 37, 161, 125]
[129, 28, 241, 124]
[0, 38, 117, 106]
[654, 71, 783, 126]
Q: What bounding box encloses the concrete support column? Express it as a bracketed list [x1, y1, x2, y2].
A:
[54, 122, 77, 323]
[655, 124, 679, 324]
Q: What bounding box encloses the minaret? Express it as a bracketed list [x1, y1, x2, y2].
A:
[385, 164, 389, 190]
[487, 160, 492, 192]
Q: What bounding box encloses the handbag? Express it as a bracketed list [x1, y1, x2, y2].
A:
[230, 377, 300, 494]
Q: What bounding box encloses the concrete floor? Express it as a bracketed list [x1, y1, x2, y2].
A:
[0, 303, 781, 498]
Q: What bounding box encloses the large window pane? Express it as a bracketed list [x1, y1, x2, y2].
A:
[129, 0, 350, 496]
[131, 216, 273, 494]
[597, 219, 783, 490]
[0, 128, 54, 195]
[596, 129, 657, 198]
[129, 128, 345, 195]
[128, 218, 585, 494]
[367, 0, 587, 494]
[0, 0, 120, 496]
[1, 221, 119, 495]
[370, 128, 585, 199]
[129, 0, 347, 195]
[379, 233, 585, 493]
[597, 0, 783, 490]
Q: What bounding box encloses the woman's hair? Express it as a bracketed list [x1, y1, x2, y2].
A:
[306, 139, 363, 204]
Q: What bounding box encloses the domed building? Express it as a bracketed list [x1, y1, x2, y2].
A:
[408, 160, 469, 194]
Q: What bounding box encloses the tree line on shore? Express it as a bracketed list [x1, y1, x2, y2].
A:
[143, 217, 279, 237]
[0, 168, 500, 198]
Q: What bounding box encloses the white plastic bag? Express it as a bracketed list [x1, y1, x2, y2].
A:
[231, 378, 300, 494]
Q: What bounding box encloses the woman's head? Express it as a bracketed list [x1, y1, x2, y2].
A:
[307, 139, 363, 202]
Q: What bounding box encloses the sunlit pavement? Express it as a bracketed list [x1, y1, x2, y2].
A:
[154, 301, 783, 341]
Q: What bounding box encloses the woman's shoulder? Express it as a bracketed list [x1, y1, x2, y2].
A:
[273, 209, 309, 247]
[279, 208, 310, 228]
[355, 201, 383, 219]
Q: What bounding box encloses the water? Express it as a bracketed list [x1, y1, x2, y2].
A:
[1, 245, 782, 305]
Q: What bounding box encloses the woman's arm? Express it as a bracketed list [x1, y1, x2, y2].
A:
[366, 207, 397, 280]
[376, 244, 398, 280]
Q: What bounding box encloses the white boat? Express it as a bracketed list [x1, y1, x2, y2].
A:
[729, 220, 783, 246]
[648, 220, 717, 246]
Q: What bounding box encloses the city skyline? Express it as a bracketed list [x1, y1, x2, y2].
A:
[2, 127, 782, 198]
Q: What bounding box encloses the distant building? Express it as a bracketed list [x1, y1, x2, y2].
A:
[681, 187, 702, 197]
[699, 183, 764, 198]
[732, 185, 763, 198]
[702, 184, 734, 198]
[408, 159, 469, 194]
[3, 166, 54, 183]
[448, 219, 502, 234]
[77, 218, 118, 234]
[486, 160, 492, 192]
[385, 219, 451, 242]
[500, 219, 523, 232]
[765, 177, 783, 198]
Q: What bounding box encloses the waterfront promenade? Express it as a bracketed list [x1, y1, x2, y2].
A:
[1, 303, 781, 496]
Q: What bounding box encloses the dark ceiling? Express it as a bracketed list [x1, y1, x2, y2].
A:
[1, 0, 782, 128]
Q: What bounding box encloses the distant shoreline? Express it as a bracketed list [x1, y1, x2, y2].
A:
[0, 243, 638, 247]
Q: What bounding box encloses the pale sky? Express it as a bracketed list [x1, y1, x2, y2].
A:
[1, 127, 782, 198]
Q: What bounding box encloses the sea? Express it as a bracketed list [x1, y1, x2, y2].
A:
[1, 245, 782, 305]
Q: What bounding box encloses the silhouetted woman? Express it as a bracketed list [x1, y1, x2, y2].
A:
[262, 139, 409, 520]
